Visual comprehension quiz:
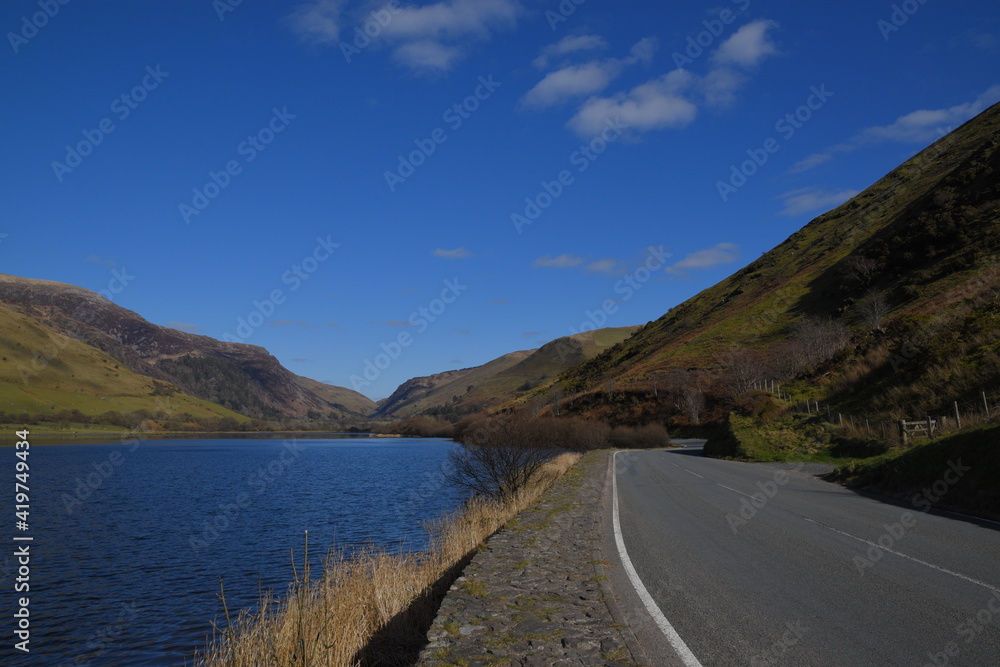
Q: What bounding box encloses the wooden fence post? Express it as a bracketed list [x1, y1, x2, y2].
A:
[954, 401, 962, 430]
[984, 391, 991, 419]
[898, 420, 908, 446]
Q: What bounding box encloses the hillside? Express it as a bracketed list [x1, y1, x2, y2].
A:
[375, 327, 640, 419]
[0, 274, 375, 421]
[557, 102, 1000, 421]
[0, 303, 244, 422]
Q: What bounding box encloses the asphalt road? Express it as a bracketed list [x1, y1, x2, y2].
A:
[601, 440, 1000, 667]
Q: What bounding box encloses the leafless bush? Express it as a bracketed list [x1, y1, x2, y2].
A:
[858, 289, 890, 331]
[445, 415, 557, 500]
[609, 423, 670, 449]
[718, 346, 767, 396]
[793, 316, 850, 367]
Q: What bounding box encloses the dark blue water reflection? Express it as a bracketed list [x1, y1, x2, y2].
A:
[3, 436, 462, 666]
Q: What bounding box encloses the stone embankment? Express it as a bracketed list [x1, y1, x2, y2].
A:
[418, 451, 648, 666]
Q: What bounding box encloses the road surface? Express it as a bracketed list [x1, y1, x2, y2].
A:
[602, 440, 1000, 666]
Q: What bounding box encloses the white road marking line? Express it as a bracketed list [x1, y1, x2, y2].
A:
[671, 463, 705, 479]
[803, 518, 1000, 595]
[716, 483, 753, 498]
[613, 451, 704, 667]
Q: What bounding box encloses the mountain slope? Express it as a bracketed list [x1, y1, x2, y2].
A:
[0, 274, 375, 420]
[0, 303, 244, 421]
[559, 102, 1000, 399]
[375, 326, 640, 419]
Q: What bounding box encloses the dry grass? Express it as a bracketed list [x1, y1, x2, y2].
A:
[194, 452, 581, 667]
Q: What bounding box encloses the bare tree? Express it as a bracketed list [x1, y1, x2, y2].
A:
[793, 316, 850, 367]
[858, 289, 890, 331]
[718, 346, 766, 396]
[844, 256, 881, 287]
[681, 384, 706, 425]
[445, 415, 555, 500]
[547, 385, 564, 416]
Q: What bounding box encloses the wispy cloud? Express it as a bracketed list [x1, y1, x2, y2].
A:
[433, 247, 472, 259]
[167, 321, 204, 334]
[286, 0, 346, 45]
[586, 259, 619, 275]
[778, 188, 859, 216]
[371, 319, 412, 328]
[665, 243, 740, 276]
[711, 20, 780, 68]
[86, 254, 118, 269]
[292, 357, 311, 363]
[487, 298, 508, 305]
[521, 37, 656, 110]
[533, 253, 584, 268]
[522, 330, 542, 338]
[789, 84, 1000, 173]
[559, 20, 779, 138]
[568, 70, 697, 137]
[533, 34, 609, 69]
[451, 328, 471, 335]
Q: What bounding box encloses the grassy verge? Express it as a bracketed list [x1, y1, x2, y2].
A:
[826, 424, 1000, 520]
[704, 412, 889, 463]
[194, 452, 581, 667]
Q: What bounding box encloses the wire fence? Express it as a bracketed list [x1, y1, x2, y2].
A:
[749, 380, 1000, 446]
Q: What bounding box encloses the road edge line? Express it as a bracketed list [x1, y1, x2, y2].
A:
[612, 450, 704, 667]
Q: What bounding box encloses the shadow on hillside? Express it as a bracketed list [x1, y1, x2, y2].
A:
[349, 546, 480, 666]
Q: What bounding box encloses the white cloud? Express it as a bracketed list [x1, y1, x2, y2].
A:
[856, 85, 1000, 144]
[286, 0, 346, 45]
[778, 187, 859, 217]
[432, 247, 472, 259]
[788, 151, 835, 174]
[665, 243, 740, 275]
[521, 61, 626, 109]
[379, 0, 521, 72]
[568, 70, 697, 137]
[586, 259, 618, 275]
[533, 254, 584, 268]
[712, 20, 779, 68]
[522, 37, 657, 110]
[167, 321, 205, 334]
[86, 254, 118, 269]
[533, 34, 609, 69]
[288, 0, 520, 72]
[788, 84, 1000, 173]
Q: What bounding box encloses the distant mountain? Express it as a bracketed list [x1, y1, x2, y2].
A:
[374, 327, 640, 419]
[557, 102, 1000, 418]
[0, 274, 375, 420]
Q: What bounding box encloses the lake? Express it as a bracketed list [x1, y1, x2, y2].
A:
[4, 435, 464, 666]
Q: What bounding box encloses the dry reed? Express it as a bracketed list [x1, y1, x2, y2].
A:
[194, 452, 580, 667]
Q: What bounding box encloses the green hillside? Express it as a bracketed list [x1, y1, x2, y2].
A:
[0, 304, 245, 422]
[559, 102, 1000, 414]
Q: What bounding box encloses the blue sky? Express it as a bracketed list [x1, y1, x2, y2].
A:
[1, 0, 997, 400]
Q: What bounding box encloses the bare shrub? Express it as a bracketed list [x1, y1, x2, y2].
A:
[445, 415, 557, 501]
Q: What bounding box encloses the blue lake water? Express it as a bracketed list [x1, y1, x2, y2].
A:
[3, 435, 464, 666]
